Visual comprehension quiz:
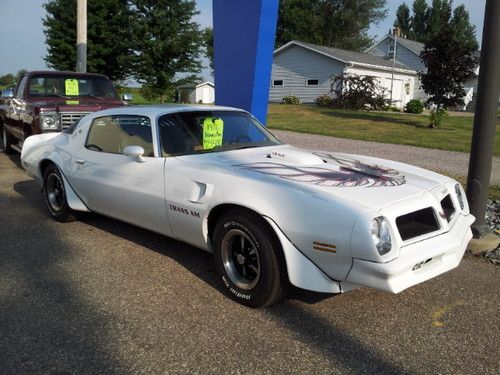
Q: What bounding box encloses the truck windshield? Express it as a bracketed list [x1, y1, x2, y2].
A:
[28, 75, 119, 100]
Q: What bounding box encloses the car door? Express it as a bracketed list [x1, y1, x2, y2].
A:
[6, 75, 28, 140]
[70, 114, 172, 236]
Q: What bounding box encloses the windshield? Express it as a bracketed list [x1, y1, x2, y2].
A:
[28, 75, 119, 100]
[158, 111, 281, 156]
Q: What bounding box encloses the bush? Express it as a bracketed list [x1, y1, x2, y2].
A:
[315, 95, 334, 107]
[282, 95, 301, 105]
[382, 105, 402, 112]
[405, 99, 424, 114]
[329, 74, 389, 110]
[428, 108, 448, 128]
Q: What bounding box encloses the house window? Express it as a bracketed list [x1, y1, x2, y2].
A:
[273, 80, 284, 86]
[387, 44, 395, 58]
[306, 79, 319, 86]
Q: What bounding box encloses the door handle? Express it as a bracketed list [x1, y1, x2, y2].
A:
[74, 159, 86, 165]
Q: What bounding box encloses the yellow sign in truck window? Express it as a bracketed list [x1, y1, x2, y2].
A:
[202, 117, 224, 150]
[65, 79, 79, 96]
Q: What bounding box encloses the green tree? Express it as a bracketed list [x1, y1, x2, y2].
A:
[129, 0, 202, 103]
[419, 4, 477, 125]
[276, 0, 320, 47]
[410, 0, 428, 42]
[0, 74, 15, 86]
[426, 0, 451, 41]
[276, 0, 387, 51]
[202, 27, 214, 76]
[451, 4, 478, 51]
[43, 0, 131, 81]
[394, 3, 412, 38]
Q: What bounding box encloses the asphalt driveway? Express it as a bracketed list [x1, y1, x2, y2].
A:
[0, 150, 498, 374]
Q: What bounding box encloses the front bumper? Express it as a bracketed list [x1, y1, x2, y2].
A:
[345, 213, 475, 293]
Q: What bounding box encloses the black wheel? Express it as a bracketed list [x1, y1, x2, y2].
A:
[1, 125, 14, 154]
[43, 164, 76, 222]
[213, 209, 287, 307]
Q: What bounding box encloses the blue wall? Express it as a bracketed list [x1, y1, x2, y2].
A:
[213, 0, 279, 124]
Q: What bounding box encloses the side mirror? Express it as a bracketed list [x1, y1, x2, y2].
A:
[123, 145, 146, 163]
[1, 89, 14, 99]
[122, 93, 133, 102]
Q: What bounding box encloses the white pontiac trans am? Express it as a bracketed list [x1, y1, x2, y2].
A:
[20, 105, 475, 307]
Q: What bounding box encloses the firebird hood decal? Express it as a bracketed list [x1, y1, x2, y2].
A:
[236, 152, 406, 188]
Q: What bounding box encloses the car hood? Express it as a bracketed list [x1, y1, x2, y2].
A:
[29, 98, 124, 111]
[177, 144, 450, 211]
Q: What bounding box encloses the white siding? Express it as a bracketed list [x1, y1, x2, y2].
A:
[195, 84, 215, 104]
[345, 66, 416, 108]
[368, 37, 427, 99]
[270, 45, 345, 103]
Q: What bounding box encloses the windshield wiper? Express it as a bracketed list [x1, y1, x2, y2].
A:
[49, 93, 71, 99]
[82, 93, 104, 99]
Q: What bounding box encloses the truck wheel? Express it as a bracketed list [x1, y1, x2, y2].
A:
[1, 126, 14, 154]
[213, 209, 287, 308]
[43, 164, 76, 222]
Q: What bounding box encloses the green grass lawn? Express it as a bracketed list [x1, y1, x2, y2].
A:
[118, 87, 159, 104]
[267, 104, 500, 156]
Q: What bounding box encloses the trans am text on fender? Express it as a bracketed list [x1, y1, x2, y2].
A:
[20, 105, 475, 307]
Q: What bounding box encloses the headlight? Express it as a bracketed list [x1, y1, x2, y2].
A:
[40, 112, 60, 130]
[370, 216, 392, 255]
[455, 183, 465, 211]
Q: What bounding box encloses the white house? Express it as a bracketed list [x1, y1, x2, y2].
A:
[178, 82, 215, 104]
[366, 33, 478, 110]
[270, 40, 417, 108]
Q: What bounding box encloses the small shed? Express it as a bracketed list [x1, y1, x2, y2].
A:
[178, 82, 215, 104]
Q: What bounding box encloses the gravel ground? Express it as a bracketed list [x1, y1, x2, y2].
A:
[271, 129, 500, 184]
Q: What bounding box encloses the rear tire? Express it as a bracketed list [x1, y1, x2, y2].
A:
[213, 209, 287, 308]
[1, 126, 14, 154]
[43, 164, 77, 222]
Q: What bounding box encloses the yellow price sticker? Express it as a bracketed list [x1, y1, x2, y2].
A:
[66, 100, 80, 105]
[65, 79, 79, 96]
[202, 117, 224, 150]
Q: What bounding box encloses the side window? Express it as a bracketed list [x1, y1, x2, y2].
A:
[15, 76, 28, 99]
[86, 115, 154, 156]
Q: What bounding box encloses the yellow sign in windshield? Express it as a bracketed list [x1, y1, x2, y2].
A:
[64, 79, 79, 96]
[202, 117, 224, 149]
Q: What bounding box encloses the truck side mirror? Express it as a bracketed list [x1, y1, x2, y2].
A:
[122, 93, 133, 102]
[1, 89, 14, 99]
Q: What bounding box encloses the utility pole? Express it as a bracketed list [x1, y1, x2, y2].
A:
[76, 0, 87, 72]
[389, 28, 398, 104]
[466, 0, 500, 237]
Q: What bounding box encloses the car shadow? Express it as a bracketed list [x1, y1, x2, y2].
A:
[12, 179, 408, 373]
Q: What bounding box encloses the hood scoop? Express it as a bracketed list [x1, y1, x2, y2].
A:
[267, 148, 324, 165]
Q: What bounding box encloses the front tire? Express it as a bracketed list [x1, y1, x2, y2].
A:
[1, 125, 14, 154]
[43, 164, 76, 222]
[213, 209, 287, 307]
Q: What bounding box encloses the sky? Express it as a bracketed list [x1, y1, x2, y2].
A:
[0, 0, 486, 80]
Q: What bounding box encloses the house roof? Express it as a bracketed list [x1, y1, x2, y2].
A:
[274, 40, 416, 74]
[365, 34, 425, 56]
[178, 81, 214, 89]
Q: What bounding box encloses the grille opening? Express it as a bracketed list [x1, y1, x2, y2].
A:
[440, 194, 455, 222]
[396, 207, 440, 241]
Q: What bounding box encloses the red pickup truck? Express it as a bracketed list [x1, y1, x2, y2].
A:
[0, 70, 130, 153]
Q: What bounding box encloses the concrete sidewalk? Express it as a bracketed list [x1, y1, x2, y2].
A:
[272, 129, 500, 184]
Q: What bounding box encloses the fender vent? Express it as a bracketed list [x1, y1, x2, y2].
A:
[396, 207, 440, 241]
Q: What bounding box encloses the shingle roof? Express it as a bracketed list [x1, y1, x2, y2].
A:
[276, 41, 415, 72]
[386, 34, 425, 55]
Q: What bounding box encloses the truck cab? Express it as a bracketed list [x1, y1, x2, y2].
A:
[0, 70, 128, 153]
